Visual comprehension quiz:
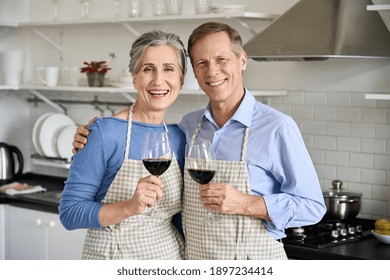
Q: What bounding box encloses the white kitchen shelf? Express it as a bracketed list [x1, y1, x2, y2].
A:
[0, 84, 286, 97]
[365, 93, 390, 100]
[0, 22, 17, 27]
[1, 84, 286, 113]
[0, 84, 131, 93]
[251, 90, 287, 97]
[367, 4, 390, 11]
[31, 154, 71, 169]
[15, 12, 278, 27]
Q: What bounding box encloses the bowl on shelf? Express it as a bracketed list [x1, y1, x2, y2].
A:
[372, 230, 390, 245]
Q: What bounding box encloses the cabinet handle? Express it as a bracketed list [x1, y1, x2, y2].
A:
[48, 220, 56, 228]
[36, 218, 43, 226]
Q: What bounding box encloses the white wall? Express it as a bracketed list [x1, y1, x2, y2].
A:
[0, 0, 389, 219]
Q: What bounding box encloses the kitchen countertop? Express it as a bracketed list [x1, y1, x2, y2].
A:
[1, 173, 389, 260]
[0, 172, 66, 214]
[283, 236, 390, 260]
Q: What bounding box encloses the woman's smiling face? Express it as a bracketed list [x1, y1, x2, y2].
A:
[133, 45, 183, 113]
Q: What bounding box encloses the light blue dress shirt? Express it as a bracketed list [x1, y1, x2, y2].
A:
[178, 89, 326, 239]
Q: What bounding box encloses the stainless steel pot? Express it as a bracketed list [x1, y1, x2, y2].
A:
[322, 180, 362, 220]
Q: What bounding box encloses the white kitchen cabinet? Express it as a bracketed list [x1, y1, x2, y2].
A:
[5, 205, 86, 260]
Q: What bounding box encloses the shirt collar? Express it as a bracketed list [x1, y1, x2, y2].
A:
[203, 88, 255, 128]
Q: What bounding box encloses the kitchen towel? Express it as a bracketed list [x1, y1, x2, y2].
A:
[0, 182, 46, 196]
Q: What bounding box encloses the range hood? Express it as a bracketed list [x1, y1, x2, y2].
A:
[244, 0, 390, 61]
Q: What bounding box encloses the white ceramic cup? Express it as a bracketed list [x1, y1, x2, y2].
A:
[194, 0, 211, 14]
[37, 66, 60, 87]
[128, 0, 143, 17]
[0, 50, 24, 85]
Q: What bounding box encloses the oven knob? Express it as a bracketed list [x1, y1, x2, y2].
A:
[330, 229, 339, 239]
[292, 227, 305, 236]
[339, 228, 348, 237]
[348, 226, 356, 235]
[355, 225, 363, 233]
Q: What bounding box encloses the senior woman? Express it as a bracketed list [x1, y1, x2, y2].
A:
[59, 30, 187, 260]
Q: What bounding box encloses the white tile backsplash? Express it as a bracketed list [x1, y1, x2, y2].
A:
[325, 151, 349, 166]
[363, 200, 387, 217]
[374, 154, 390, 170]
[326, 121, 350, 136]
[375, 124, 390, 138]
[327, 92, 351, 106]
[269, 91, 390, 219]
[337, 137, 361, 152]
[314, 106, 337, 121]
[302, 120, 326, 135]
[349, 153, 374, 169]
[315, 164, 337, 181]
[351, 93, 376, 107]
[337, 166, 362, 182]
[337, 107, 361, 122]
[351, 123, 376, 138]
[304, 91, 327, 106]
[362, 138, 387, 154]
[372, 185, 390, 201]
[361, 169, 387, 185]
[362, 108, 387, 124]
[313, 135, 337, 150]
[349, 182, 372, 199]
[291, 105, 313, 119]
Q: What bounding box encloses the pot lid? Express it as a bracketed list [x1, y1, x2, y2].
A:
[322, 180, 362, 198]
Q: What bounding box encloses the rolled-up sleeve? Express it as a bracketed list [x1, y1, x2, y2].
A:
[262, 120, 326, 234]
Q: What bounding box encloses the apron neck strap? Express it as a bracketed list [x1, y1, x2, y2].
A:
[124, 104, 169, 158]
[124, 104, 134, 158]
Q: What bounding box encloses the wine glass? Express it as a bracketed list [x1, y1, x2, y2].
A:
[51, 0, 59, 20]
[142, 131, 173, 216]
[79, 0, 91, 19]
[113, 0, 121, 18]
[187, 139, 221, 224]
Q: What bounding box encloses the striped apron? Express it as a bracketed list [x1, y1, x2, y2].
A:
[82, 105, 184, 259]
[183, 122, 287, 260]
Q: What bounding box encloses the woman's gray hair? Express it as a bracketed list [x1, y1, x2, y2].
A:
[129, 30, 187, 77]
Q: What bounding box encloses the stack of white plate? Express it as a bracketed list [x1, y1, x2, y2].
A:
[32, 113, 77, 161]
[210, 5, 247, 13]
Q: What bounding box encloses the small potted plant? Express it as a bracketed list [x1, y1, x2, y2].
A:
[80, 53, 115, 87]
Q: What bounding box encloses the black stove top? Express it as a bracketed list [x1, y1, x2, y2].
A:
[282, 218, 375, 249]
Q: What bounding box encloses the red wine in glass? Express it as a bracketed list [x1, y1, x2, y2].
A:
[142, 158, 172, 176]
[187, 169, 215, 184]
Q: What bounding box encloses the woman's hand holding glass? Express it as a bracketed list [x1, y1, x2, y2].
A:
[129, 175, 164, 215]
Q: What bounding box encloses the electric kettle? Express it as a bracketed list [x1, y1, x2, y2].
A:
[0, 142, 24, 185]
